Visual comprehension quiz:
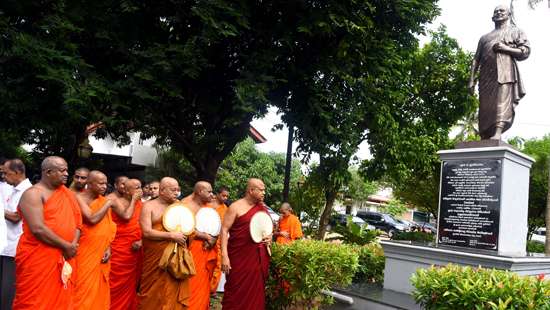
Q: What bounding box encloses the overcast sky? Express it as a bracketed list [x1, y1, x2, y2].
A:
[252, 0, 550, 161]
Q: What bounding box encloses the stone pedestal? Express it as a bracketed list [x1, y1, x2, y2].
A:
[381, 241, 550, 294]
[437, 146, 534, 256]
[380, 145, 550, 296]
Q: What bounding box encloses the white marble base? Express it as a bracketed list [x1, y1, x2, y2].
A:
[381, 241, 550, 294]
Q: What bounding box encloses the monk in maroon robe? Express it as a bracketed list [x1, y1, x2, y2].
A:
[221, 178, 271, 310]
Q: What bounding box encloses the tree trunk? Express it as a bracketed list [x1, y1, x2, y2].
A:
[545, 156, 550, 255]
[282, 125, 294, 202]
[194, 157, 222, 186]
[316, 190, 338, 240]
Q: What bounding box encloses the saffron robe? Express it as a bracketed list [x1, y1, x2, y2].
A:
[222, 204, 270, 310]
[276, 214, 303, 245]
[110, 200, 143, 310]
[188, 204, 219, 310]
[13, 185, 82, 310]
[75, 196, 117, 310]
[138, 220, 190, 309]
[210, 203, 227, 292]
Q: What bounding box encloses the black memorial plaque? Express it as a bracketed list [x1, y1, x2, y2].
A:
[437, 159, 501, 250]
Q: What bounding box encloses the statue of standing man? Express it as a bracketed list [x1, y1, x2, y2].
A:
[468, 5, 530, 140]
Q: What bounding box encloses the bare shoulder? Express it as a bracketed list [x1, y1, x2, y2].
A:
[229, 198, 245, 209]
[19, 185, 44, 209]
[143, 198, 161, 211]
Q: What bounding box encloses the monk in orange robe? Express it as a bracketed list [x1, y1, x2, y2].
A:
[138, 177, 190, 309]
[110, 179, 143, 310]
[210, 187, 229, 293]
[275, 203, 303, 244]
[13, 156, 82, 309]
[183, 181, 220, 310]
[74, 171, 117, 310]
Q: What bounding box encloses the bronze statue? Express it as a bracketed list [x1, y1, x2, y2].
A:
[468, 5, 530, 140]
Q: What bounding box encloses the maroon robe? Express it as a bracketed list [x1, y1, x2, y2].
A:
[222, 204, 270, 310]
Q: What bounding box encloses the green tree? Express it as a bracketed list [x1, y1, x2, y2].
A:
[511, 135, 550, 238]
[216, 138, 302, 207]
[348, 169, 378, 209]
[361, 27, 477, 218]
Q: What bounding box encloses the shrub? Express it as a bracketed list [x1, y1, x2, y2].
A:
[411, 264, 550, 309]
[527, 240, 545, 253]
[352, 243, 385, 284]
[329, 217, 380, 245]
[266, 240, 359, 310]
[392, 231, 434, 242]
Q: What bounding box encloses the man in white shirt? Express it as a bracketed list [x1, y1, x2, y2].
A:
[0, 159, 11, 258]
[1, 159, 31, 310]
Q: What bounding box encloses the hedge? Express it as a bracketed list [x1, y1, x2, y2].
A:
[411, 264, 550, 309]
[266, 240, 359, 309]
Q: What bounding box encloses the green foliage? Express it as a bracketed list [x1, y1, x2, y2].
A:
[392, 231, 435, 243]
[289, 175, 326, 236]
[512, 135, 550, 237]
[527, 240, 545, 253]
[352, 243, 385, 284]
[347, 169, 379, 208]
[144, 148, 195, 194]
[362, 27, 477, 217]
[216, 138, 302, 207]
[412, 264, 550, 310]
[329, 217, 380, 246]
[381, 199, 408, 217]
[0, 1, 127, 165]
[267, 240, 359, 310]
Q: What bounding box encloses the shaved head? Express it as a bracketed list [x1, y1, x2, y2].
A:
[88, 170, 106, 182]
[279, 202, 293, 216]
[193, 180, 212, 203]
[246, 178, 265, 203]
[87, 170, 108, 196]
[41, 156, 66, 172]
[124, 178, 141, 189]
[160, 177, 178, 190]
[40, 156, 69, 187]
[159, 177, 180, 203]
[246, 178, 265, 191]
[114, 175, 129, 195]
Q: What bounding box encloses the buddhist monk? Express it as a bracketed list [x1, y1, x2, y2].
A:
[138, 177, 190, 309]
[110, 179, 143, 310]
[182, 181, 219, 310]
[69, 167, 90, 193]
[106, 176, 128, 201]
[274, 203, 303, 244]
[74, 171, 117, 310]
[13, 156, 82, 309]
[221, 178, 271, 310]
[210, 186, 230, 293]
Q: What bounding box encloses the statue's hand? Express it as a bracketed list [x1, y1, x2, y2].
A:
[492, 42, 507, 53]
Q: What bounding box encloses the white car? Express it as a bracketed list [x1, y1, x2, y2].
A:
[531, 227, 546, 244]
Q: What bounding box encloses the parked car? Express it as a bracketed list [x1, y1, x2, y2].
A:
[356, 211, 406, 237]
[265, 205, 280, 223]
[531, 227, 546, 244]
[329, 214, 375, 230]
[396, 219, 419, 231]
[416, 222, 437, 234]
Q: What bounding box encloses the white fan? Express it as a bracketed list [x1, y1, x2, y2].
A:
[250, 211, 273, 243]
[162, 202, 195, 235]
[195, 207, 222, 237]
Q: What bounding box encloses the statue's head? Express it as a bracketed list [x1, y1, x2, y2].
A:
[492, 5, 510, 23]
